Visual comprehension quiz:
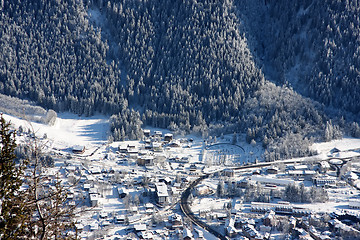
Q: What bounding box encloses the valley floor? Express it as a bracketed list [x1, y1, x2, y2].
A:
[4, 113, 360, 239]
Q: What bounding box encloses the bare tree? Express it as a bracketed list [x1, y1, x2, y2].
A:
[0, 116, 78, 239]
[23, 126, 78, 239]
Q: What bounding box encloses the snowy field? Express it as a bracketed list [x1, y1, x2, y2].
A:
[312, 137, 360, 153]
[3, 112, 109, 151]
[203, 134, 264, 167]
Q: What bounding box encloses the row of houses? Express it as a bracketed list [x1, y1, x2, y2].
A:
[251, 202, 312, 216]
[143, 130, 173, 141]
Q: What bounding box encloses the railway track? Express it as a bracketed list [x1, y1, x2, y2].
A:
[180, 174, 228, 240]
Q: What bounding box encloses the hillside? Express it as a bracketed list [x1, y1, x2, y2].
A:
[1, 0, 358, 159]
[237, 0, 360, 113]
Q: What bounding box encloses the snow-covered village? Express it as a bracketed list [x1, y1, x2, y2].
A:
[3, 1, 360, 240]
[3, 112, 360, 240]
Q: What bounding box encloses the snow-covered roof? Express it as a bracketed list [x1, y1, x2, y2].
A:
[293, 165, 308, 170]
[151, 142, 162, 147]
[155, 182, 168, 197]
[144, 203, 152, 208]
[134, 223, 147, 231]
[89, 194, 98, 201]
[118, 144, 127, 150]
[319, 161, 330, 169]
[139, 231, 154, 239]
[349, 200, 360, 208]
[196, 184, 209, 191]
[329, 159, 343, 165]
[183, 228, 193, 238]
[169, 213, 182, 223]
[264, 210, 275, 219]
[73, 145, 85, 151]
[287, 170, 303, 175]
[251, 175, 294, 186]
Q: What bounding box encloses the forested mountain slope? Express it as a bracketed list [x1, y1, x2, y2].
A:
[0, 0, 358, 159]
[238, 0, 360, 113]
[0, 0, 126, 116]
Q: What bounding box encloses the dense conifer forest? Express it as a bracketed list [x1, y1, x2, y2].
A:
[1, 0, 360, 160]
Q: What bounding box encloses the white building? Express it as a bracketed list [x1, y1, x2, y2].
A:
[312, 176, 337, 187]
[251, 175, 294, 186]
[90, 194, 98, 207]
[155, 182, 169, 205]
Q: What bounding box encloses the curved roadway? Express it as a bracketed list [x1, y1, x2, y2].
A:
[179, 157, 350, 239]
[180, 162, 274, 239]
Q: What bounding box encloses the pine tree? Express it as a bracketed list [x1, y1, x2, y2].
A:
[0, 115, 28, 238]
[216, 180, 225, 198]
[0, 115, 78, 239]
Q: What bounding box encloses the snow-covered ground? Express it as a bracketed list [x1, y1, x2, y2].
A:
[4, 111, 360, 239]
[3, 112, 109, 150]
[312, 137, 360, 153]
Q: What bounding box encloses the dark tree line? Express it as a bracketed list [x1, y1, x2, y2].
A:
[0, 0, 124, 116]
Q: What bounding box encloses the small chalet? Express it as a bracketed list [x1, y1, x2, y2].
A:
[137, 156, 154, 166]
[117, 187, 129, 198]
[84, 183, 91, 191]
[266, 167, 279, 174]
[134, 223, 147, 233]
[89, 194, 98, 207]
[159, 176, 172, 185]
[114, 215, 126, 224]
[143, 129, 151, 138]
[127, 146, 138, 155]
[189, 164, 197, 172]
[168, 141, 181, 148]
[154, 131, 162, 138]
[330, 148, 341, 154]
[128, 143, 136, 149]
[118, 145, 128, 153]
[164, 133, 173, 142]
[263, 210, 275, 226]
[151, 142, 162, 152]
[168, 213, 182, 228]
[72, 145, 85, 154]
[145, 203, 154, 215]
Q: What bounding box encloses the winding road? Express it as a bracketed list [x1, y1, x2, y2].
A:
[179, 156, 351, 239]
